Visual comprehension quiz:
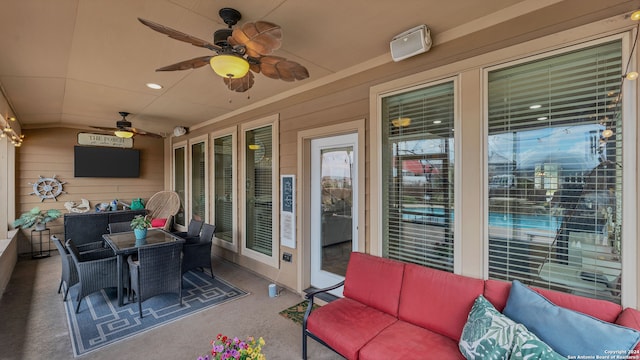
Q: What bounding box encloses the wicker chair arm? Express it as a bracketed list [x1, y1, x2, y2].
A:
[76, 241, 107, 252]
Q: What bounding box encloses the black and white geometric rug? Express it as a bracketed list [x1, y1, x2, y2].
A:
[64, 271, 248, 356]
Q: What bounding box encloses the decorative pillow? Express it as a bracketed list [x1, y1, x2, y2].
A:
[460, 295, 516, 359]
[510, 323, 565, 360]
[150, 218, 167, 228]
[503, 280, 640, 358]
[460, 295, 564, 360]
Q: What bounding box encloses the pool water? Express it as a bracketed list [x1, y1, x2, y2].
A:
[401, 207, 560, 232]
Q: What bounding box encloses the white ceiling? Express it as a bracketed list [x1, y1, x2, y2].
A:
[0, 0, 637, 137]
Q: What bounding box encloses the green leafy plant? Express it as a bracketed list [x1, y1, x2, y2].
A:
[13, 207, 61, 229]
[198, 334, 265, 360]
[130, 215, 151, 230]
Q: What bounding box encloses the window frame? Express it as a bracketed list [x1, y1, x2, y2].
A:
[172, 140, 188, 232]
[210, 127, 238, 252]
[240, 114, 280, 268]
[373, 76, 462, 273]
[482, 32, 637, 306]
[188, 135, 208, 223]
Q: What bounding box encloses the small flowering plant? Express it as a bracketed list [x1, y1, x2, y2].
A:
[198, 334, 266, 360]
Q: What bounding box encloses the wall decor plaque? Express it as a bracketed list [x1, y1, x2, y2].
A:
[77, 133, 133, 148]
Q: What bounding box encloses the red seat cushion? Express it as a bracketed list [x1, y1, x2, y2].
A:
[359, 321, 465, 360]
[307, 298, 397, 360]
[398, 264, 484, 341]
[343, 252, 405, 316]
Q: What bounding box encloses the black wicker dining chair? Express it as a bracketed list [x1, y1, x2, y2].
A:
[127, 241, 183, 318]
[181, 223, 216, 279]
[66, 239, 118, 313]
[108, 221, 131, 234]
[51, 236, 79, 302]
[52, 235, 113, 302]
[173, 219, 204, 242]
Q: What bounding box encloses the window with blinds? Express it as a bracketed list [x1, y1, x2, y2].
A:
[173, 146, 186, 228]
[213, 134, 234, 243]
[191, 141, 207, 221]
[487, 40, 623, 303]
[381, 81, 455, 272]
[245, 125, 273, 256]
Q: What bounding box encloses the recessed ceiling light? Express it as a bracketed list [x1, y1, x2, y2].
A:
[146, 83, 163, 90]
[537, 117, 548, 121]
[529, 104, 542, 109]
[433, 120, 442, 124]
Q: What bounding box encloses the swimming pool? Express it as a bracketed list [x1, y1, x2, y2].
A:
[401, 207, 560, 232]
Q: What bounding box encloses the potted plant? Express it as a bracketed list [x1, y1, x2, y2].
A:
[130, 215, 151, 241]
[13, 207, 61, 231]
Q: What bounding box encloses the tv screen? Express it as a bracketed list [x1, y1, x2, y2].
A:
[74, 146, 140, 178]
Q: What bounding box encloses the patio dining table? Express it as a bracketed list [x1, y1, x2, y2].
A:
[102, 228, 185, 306]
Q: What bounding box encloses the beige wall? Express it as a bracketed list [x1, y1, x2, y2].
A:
[14, 127, 165, 254]
[370, 15, 640, 308]
[175, 12, 640, 308]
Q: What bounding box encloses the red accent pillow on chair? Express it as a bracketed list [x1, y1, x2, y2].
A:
[151, 218, 167, 228]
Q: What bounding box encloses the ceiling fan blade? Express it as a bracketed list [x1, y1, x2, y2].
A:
[258, 56, 309, 81]
[138, 18, 221, 52]
[130, 128, 164, 138]
[90, 126, 119, 131]
[156, 56, 213, 71]
[229, 21, 282, 57]
[223, 72, 255, 92]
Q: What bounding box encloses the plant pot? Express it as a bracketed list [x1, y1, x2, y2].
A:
[134, 228, 147, 240]
[35, 223, 46, 231]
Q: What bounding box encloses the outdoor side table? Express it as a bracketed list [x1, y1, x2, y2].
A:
[31, 228, 51, 259]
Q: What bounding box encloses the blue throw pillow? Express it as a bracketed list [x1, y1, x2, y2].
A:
[503, 280, 640, 357]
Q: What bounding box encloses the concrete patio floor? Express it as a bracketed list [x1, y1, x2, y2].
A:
[0, 253, 343, 360]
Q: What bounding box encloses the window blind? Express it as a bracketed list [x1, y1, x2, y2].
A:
[245, 125, 273, 256]
[487, 40, 623, 303]
[214, 135, 234, 242]
[191, 141, 206, 221]
[381, 81, 455, 272]
[173, 146, 186, 227]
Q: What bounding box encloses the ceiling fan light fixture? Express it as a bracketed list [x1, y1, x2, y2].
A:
[392, 117, 411, 128]
[210, 54, 250, 78]
[114, 130, 134, 138]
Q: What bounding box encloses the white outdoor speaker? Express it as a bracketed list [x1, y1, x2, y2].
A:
[390, 25, 432, 62]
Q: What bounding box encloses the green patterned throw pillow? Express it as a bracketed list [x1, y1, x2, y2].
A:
[459, 295, 565, 360]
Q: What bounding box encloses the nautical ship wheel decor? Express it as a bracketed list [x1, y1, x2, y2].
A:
[29, 175, 67, 201]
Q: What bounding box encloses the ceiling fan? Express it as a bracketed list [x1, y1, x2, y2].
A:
[138, 7, 309, 92]
[91, 112, 163, 139]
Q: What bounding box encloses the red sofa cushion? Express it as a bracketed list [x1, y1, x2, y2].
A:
[533, 287, 622, 323]
[307, 298, 397, 360]
[343, 252, 405, 316]
[483, 279, 511, 312]
[616, 308, 640, 352]
[359, 321, 465, 360]
[398, 263, 484, 341]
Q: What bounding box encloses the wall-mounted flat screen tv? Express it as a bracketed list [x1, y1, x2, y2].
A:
[74, 146, 140, 178]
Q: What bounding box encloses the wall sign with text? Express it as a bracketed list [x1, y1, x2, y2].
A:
[77, 133, 133, 148]
[280, 175, 296, 249]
